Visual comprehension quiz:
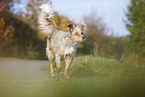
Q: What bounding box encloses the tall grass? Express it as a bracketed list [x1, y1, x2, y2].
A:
[70, 56, 120, 75]
[43, 53, 145, 77]
[70, 54, 145, 77]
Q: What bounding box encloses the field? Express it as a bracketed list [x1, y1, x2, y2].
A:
[0, 56, 145, 97]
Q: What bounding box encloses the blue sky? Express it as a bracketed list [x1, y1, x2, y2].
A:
[13, 0, 131, 36]
[52, 0, 131, 36]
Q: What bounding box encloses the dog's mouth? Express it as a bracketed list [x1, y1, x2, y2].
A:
[81, 36, 85, 42]
[83, 38, 85, 41]
[80, 38, 85, 42]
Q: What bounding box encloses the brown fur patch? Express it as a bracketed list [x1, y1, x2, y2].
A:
[70, 35, 82, 43]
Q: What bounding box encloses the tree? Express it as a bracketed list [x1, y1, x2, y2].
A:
[77, 13, 109, 55]
[126, 0, 145, 56]
[0, 0, 14, 53]
[77, 13, 126, 57]
[0, 0, 44, 59]
[24, 0, 49, 26]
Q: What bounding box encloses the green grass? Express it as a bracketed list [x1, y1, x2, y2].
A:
[70, 55, 145, 77]
[41, 55, 145, 97]
[70, 56, 120, 75]
[43, 55, 145, 77]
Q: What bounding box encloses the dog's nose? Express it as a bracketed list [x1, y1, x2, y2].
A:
[82, 36, 85, 39]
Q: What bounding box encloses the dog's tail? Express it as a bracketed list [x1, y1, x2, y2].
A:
[38, 4, 57, 36]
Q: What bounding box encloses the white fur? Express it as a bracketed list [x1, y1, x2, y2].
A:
[38, 4, 57, 36]
[39, 4, 54, 18]
[72, 28, 81, 35]
[50, 31, 78, 57]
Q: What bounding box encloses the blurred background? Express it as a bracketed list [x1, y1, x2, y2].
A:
[0, 0, 145, 61]
[1, 0, 145, 97]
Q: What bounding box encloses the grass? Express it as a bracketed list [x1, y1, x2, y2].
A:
[0, 57, 145, 97]
[41, 55, 145, 97]
[43, 55, 145, 77]
[70, 55, 120, 75]
[71, 55, 145, 77]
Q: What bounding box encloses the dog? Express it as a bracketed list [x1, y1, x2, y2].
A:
[38, 4, 86, 78]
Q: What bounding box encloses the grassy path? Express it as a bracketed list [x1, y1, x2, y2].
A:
[0, 60, 145, 97]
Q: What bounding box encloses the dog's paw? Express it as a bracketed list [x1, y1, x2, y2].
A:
[51, 73, 55, 77]
[56, 67, 61, 73]
[64, 72, 70, 78]
[64, 75, 70, 79]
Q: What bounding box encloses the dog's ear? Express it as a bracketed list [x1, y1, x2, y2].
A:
[77, 24, 86, 31]
[67, 24, 75, 32]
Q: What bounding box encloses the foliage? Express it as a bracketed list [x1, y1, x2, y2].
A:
[0, 0, 45, 59]
[78, 14, 107, 54]
[21, 0, 48, 25]
[0, 0, 15, 54]
[77, 14, 126, 58]
[126, 0, 145, 56]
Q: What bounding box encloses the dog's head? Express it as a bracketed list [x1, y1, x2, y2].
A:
[68, 24, 86, 43]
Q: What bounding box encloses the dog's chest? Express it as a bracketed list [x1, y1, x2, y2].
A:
[59, 42, 77, 56]
[51, 32, 78, 56]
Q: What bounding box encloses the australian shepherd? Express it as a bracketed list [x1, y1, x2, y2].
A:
[38, 4, 86, 78]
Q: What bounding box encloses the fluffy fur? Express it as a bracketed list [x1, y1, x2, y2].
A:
[38, 4, 86, 78]
[38, 4, 57, 36]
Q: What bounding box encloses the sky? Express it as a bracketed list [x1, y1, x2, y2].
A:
[13, 0, 131, 36]
[52, 0, 131, 36]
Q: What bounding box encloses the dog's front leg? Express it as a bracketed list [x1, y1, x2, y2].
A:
[55, 54, 61, 73]
[64, 55, 72, 78]
[68, 57, 74, 71]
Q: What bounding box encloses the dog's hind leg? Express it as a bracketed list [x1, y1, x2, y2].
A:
[49, 51, 54, 76]
[46, 38, 55, 76]
[55, 54, 61, 73]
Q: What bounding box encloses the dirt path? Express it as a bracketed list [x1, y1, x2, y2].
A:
[0, 60, 53, 97]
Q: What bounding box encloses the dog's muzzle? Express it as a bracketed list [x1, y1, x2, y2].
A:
[81, 36, 85, 42]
